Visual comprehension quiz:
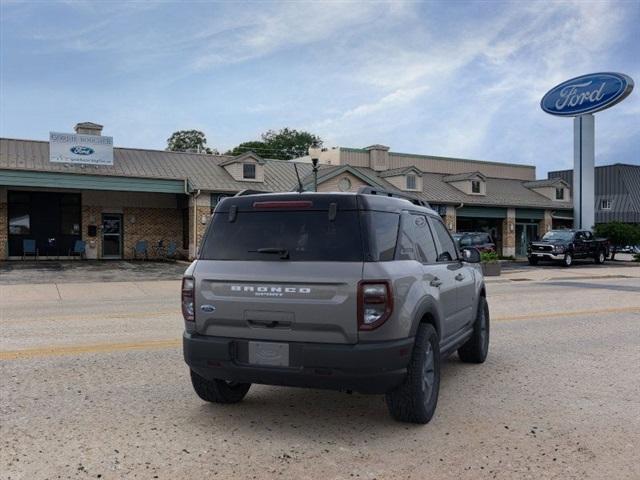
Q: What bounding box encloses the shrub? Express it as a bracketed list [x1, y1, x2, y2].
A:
[480, 251, 499, 263]
[593, 222, 640, 260]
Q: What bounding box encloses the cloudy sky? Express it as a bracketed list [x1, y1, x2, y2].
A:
[1, 0, 638, 176]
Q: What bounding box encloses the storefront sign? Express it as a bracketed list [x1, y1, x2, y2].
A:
[540, 72, 634, 229]
[540, 72, 634, 117]
[49, 132, 114, 165]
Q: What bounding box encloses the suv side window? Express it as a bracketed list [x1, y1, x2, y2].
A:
[472, 234, 484, 246]
[396, 214, 437, 263]
[459, 235, 472, 247]
[413, 214, 438, 263]
[429, 217, 458, 262]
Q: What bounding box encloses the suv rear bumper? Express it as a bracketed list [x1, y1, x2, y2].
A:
[183, 332, 413, 394]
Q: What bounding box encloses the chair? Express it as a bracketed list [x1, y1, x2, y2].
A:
[22, 239, 38, 261]
[68, 240, 86, 260]
[133, 240, 149, 260]
[165, 241, 177, 259]
[153, 239, 166, 258]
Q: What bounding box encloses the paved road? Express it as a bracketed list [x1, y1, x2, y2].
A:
[2, 268, 639, 479]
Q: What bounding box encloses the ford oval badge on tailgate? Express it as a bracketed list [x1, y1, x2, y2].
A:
[200, 304, 216, 313]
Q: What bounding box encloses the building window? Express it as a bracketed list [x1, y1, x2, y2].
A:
[471, 180, 481, 194]
[555, 188, 564, 200]
[600, 199, 612, 210]
[243, 163, 256, 179]
[8, 192, 30, 234]
[406, 174, 417, 190]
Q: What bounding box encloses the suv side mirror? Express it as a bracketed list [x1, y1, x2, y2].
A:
[461, 247, 481, 263]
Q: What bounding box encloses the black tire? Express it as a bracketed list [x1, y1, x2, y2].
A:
[594, 250, 606, 264]
[190, 369, 251, 404]
[528, 256, 538, 265]
[562, 253, 573, 267]
[458, 296, 490, 363]
[385, 324, 440, 424]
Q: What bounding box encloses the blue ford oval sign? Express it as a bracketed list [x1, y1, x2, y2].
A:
[70, 145, 95, 155]
[541, 72, 634, 116]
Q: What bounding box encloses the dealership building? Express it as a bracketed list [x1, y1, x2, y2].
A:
[1, 123, 576, 261]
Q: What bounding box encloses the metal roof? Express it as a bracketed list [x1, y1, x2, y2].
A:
[549, 164, 640, 222]
[443, 171, 486, 182]
[523, 178, 568, 188]
[0, 137, 311, 193]
[378, 166, 423, 178]
[0, 137, 573, 209]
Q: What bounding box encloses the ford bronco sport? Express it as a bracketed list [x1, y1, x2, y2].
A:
[182, 190, 489, 424]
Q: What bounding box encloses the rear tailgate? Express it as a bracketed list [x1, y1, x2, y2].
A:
[193, 195, 365, 345]
[194, 261, 361, 344]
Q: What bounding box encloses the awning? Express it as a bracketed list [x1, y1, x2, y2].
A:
[0, 169, 186, 194]
[457, 206, 507, 218]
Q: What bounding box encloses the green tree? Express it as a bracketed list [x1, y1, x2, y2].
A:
[226, 128, 322, 160]
[594, 222, 640, 260]
[167, 130, 217, 154]
[225, 141, 269, 157]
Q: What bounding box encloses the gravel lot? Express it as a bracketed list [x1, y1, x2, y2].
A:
[1, 263, 639, 479]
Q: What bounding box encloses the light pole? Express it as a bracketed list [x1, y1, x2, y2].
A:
[311, 156, 319, 192]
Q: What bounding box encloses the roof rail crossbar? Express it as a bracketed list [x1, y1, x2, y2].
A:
[357, 186, 431, 208]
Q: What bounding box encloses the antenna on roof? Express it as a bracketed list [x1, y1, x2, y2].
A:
[293, 163, 304, 193]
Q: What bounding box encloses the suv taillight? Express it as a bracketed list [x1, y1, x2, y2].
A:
[182, 277, 195, 323]
[358, 280, 393, 330]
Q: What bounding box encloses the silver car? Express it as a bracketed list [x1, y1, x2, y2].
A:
[182, 190, 489, 424]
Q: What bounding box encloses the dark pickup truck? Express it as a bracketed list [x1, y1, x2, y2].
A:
[527, 230, 609, 267]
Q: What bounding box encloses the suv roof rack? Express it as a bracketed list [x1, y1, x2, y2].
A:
[357, 186, 431, 208]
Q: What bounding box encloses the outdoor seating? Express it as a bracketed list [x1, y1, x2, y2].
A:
[22, 239, 38, 261]
[68, 240, 86, 260]
[133, 240, 149, 260]
[152, 239, 166, 258]
[165, 240, 177, 259]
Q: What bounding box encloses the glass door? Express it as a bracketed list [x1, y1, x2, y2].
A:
[102, 214, 123, 259]
[516, 223, 539, 257]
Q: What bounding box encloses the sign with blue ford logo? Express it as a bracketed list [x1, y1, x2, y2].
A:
[541, 72, 634, 116]
[49, 132, 114, 165]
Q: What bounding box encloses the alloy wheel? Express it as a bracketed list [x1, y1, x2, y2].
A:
[422, 343, 436, 401]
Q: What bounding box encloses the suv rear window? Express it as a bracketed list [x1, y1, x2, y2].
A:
[200, 211, 364, 262]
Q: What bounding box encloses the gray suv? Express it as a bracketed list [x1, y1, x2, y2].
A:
[182, 190, 489, 424]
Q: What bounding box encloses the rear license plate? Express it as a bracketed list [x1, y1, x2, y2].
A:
[248, 341, 289, 367]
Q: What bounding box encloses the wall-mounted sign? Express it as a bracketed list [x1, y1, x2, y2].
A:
[541, 72, 634, 117]
[49, 132, 114, 165]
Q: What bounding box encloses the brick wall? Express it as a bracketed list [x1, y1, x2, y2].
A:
[81, 205, 103, 259]
[539, 210, 553, 237]
[444, 205, 457, 232]
[189, 206, 211, 257]
[122, 207, 183, 259]
[502, 208, 516, 257]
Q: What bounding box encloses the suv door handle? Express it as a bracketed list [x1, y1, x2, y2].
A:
[430, 277, 443, 287]
[455, 273, 465, 281]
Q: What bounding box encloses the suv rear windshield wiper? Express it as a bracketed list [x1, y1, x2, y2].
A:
[249, 247, 290, 259]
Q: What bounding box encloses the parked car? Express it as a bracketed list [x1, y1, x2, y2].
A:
[452, 232, 496, 253]
[182, 190, 489, 424]
[615, 245, 640, 254]
[527, 230, 609, 267]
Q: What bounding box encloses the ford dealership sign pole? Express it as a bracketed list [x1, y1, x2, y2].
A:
[541, 72, 634, 230]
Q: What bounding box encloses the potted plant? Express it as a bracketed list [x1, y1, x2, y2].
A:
[480, 251, 501, 276]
